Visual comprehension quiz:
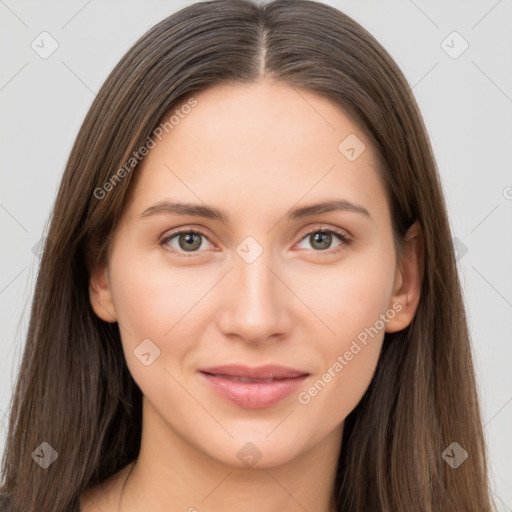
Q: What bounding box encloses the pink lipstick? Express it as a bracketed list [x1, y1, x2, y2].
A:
[199, 364, 309, 409]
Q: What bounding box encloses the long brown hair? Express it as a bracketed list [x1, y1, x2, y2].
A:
[0, 1, 494, 510]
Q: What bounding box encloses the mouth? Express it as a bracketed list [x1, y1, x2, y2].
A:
[198, 365, 309, 409]
[199, 364, 309, 380]
[201, 373, 294, 383]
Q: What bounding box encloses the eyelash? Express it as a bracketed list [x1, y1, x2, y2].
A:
[159, 226, 351, 258]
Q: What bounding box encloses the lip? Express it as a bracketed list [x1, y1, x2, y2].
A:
[200, 364, 308, 380]
[199, 364, 309, 409]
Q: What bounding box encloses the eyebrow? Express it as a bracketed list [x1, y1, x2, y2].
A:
[138, 199, 371, 223]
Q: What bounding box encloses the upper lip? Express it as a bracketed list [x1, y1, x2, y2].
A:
[199, 364, 309, 380]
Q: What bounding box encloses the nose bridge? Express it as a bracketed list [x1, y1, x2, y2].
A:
[218, 238, 290, 341]
[237, 248, 275, 305]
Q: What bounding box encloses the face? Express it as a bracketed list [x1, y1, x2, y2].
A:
[90, 78, 419, 470]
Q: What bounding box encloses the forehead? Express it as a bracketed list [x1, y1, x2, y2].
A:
[157, 79, 371, 170]
[123, 79, 389, 229]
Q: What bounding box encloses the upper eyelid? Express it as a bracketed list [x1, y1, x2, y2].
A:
[302, 225, 350, 239]
[161, 227, 215, 245]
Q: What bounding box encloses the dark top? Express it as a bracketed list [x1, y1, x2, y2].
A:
[0, 494, 80, 511]
[0, 495, 11, 512]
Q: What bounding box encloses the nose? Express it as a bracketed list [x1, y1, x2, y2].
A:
[216, 249, 294, 345]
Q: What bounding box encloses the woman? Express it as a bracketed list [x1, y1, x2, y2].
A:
[0, 0, 495, 510]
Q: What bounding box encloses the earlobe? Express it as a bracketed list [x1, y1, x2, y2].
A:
[89, 263, 117, 323]
[385, 220, 424, 333]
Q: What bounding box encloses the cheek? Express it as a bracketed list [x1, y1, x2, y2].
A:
[295, 257, 394, 418]
[110, 241, 210, 329]
[293, 252, 395, 343]
[108, 253, 207, 376]
[109, 266, 210, 414]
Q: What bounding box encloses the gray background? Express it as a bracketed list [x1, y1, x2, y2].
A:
[1, 0, 511, 509]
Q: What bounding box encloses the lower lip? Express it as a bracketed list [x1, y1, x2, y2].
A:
[199, 372, 308, 409]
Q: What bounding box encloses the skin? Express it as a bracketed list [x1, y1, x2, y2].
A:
[82, 78, 423, 512]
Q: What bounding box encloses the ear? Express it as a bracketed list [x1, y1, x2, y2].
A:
[385, 220, 424, 333]
[89, 262, 117, 323]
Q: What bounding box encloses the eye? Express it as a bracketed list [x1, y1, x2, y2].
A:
[160, 229, 214, 256]
[159, 226, 351, 258]
[296, 227, 351, 255]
